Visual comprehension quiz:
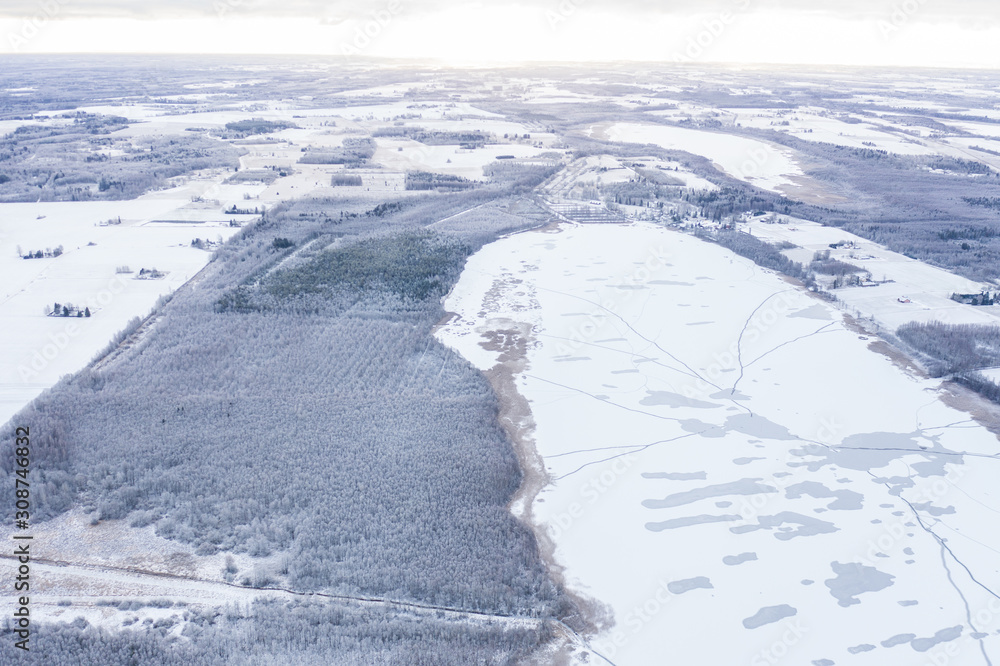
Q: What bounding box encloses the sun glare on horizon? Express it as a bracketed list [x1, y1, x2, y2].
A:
[1, 5, 1000, 69]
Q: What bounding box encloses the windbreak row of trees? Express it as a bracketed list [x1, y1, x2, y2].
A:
[0, 599, 551, 665]
[373, 127, 494, 147]
[699, 228, 809, 281]
[298, 137, 375, 166]
[405, 170, 475, 191]
[223, 118, 296, 138]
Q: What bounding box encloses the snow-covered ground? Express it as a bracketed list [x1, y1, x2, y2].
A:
[373, 139, 548, 180]
[730, 109, 940, 156]
[747, 219, 1000, 331]
[0, 195, 244, 426]
[437, 222, 1000, 665]
[1, 98, 545, 428]
[596, 122, 805, 194]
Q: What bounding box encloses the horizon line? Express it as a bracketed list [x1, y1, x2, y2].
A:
[1, 53, 999, 72]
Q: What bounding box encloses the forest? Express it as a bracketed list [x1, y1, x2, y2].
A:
[895, 321, 1000, 378]
[727, 131, 1000, 282]
[0, 187, 568, 663]
[0, 598, 550, 665]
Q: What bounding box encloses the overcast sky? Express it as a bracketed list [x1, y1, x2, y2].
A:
[1, 0, 998, 68]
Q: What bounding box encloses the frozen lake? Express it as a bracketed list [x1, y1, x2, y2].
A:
[597, 123, 805, 193]
[438, 222, 1000, 665]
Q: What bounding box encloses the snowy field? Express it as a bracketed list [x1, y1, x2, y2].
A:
[373, 139, 549, 180]
[747, 219, 1000, 331]
[0, 195, 244, 426]
[0, 508, 290, 632]
[438, 222, 1000, 665]
[730, 109, 940, 156]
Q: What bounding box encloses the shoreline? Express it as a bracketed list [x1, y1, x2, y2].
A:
[440, 221, 613, 662]
[479, 326, 614, 663]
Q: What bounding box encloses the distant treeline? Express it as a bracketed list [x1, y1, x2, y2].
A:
[574, 120, 1000, 282]
[954, 372, 1000, 404]
[331, 173, 364, 187]
[223, 118, 295, 137]
[0, 114, 243, 202]
[373, 126, 494, 147]
[405, 170, 475, 191]
[298, 137, 375, 166]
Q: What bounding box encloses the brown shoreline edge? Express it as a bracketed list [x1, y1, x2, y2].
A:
[433, 225, 613, 664]
[479, 320, 613, 664]
[432, 314, 614, 663]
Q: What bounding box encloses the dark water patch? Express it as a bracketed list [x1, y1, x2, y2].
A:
[680, 419, 726, 438]
[731, 512, 838, 540]
[723, 552, 758, 566]
[911, 502, 956, 516]
[825, 562, 895, 607]
[881, 634, 916, 648]
[742, 605, 796, 629]
[912, 627, 963, 653]
[668, 577, 713, 594]
[646, 514, 742, 532]
[644, 479, 777, 509]
[643, 472, 708, 481]
[640, 391, 721, 410]
[725, 414, 796, 441]
[789, 304, 833, 321]
[785, 481, 864, 510]
[650, 280, 695, 286]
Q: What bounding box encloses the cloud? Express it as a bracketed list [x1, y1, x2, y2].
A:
[0, 0, 997, 22]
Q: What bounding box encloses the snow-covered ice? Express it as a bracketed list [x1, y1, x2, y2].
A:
[437, 222, 1000, 665]
[597, 123, 805, 193]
